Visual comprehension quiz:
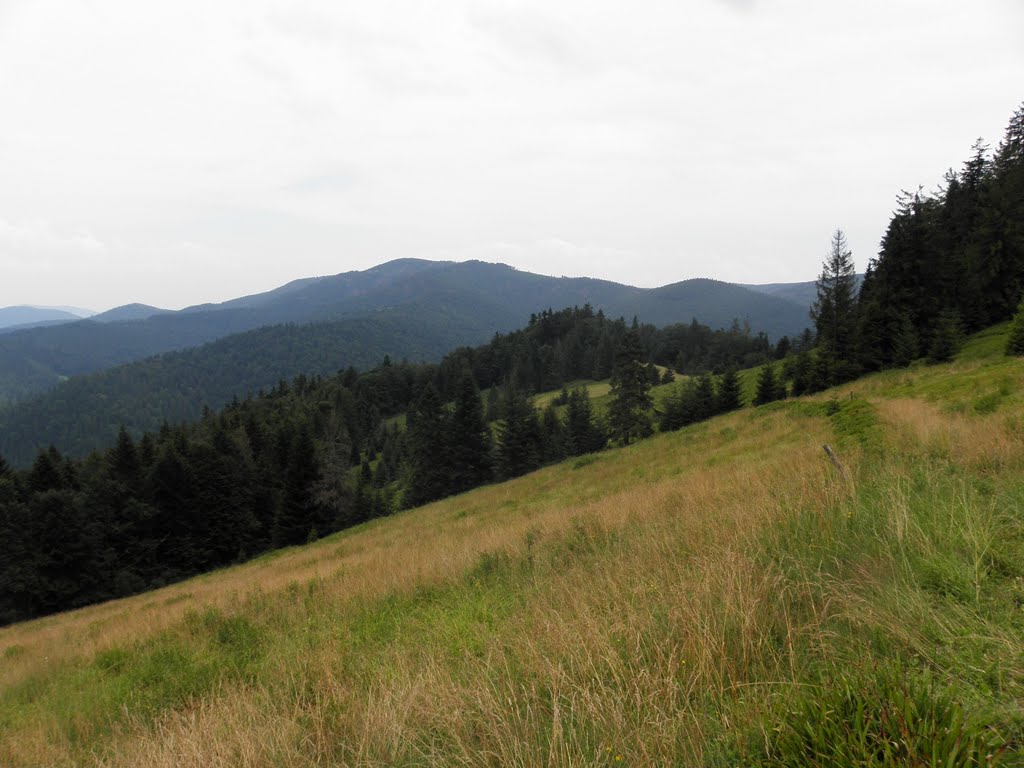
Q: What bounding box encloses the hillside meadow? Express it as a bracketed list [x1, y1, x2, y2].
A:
[2, 327, 1023, 766]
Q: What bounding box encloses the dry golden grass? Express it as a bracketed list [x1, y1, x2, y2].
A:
[876, 398, 1024, 472]
[1, 404, 841, 767]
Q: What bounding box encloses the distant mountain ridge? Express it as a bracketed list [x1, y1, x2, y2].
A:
[0, 260, 823, 463]
[741, 275, 864, 310]
[91, 303, 171, 323]
[0, 305, 92, 333]
[0, 259, 815, 408]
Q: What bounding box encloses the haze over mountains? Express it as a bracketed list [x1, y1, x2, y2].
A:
[0, 305, 95, 333]
[0, 259, 817, 464]
[0, 259, 814, 402]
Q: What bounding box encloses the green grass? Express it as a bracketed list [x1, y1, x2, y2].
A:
[4, 325, 1024, 766]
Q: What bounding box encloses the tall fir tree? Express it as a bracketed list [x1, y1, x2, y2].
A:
[927, 310, 964, 364]
[810, 229, 860, 382]
[406, 381, 450, 506]
[716, 369, 743, 413]
[891, 313, 920, 367]
[447, 367, 493, 494]
[692, 373, 716, 421]
[273, 425, 321, 547]
[754, 363, 783, 406]
[607, 329, 653, 444]
[496, 387, 541, 480]
[565, 387, 606, 455]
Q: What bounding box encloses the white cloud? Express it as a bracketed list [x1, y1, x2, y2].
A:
[0, 0, 1021, 309]
[0, 218, 107, 254]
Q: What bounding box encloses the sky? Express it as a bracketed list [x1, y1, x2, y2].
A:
[1, 1, 1022, 312]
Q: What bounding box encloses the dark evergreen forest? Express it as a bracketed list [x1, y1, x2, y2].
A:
[813, 104, 1024, 385]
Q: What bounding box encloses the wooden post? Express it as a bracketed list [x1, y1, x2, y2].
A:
[822, 444, 848, 480]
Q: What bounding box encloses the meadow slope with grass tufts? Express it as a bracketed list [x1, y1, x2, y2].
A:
[2, 326, 1024, 766]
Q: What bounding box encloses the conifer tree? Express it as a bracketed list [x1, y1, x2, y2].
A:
[1007, 301, 1024, 356]
[496, 387, 541, 479]
[27, 447, 64, 494]
[108, 426, 142, 494]
[716, 369, 742, 413]
[891, 313, 920, 367]
[406, 382, 449, 506]
[855, 298, 887, 372]
[811, 229, 860, 381]
[754, 363, 782, 406]
[273, 425, 321, 547]
[659, 380, 695, 432]
[565, 388, 606, 455]
[693, 373, 716, 422]
[927, 310, 964, 364]
[607, 329, 653, 444]
[146, 443, 199, 572]
[447, 368, 493, 494]
[540, 404, 567, 463]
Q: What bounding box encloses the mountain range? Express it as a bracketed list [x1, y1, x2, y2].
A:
[0, 259, 817, 464]
[0, 305, 95, 333]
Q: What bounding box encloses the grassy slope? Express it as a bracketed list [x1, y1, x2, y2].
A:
[2, 329, 1024, 766]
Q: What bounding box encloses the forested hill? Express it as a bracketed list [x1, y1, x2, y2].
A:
[0, 260, 811, 406]
[0, 306, 781, 623]
[0, 301, 518, 465]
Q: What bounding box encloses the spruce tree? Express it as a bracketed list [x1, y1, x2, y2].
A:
[146, 443, 199, 572]
[496, 387, 541, 479]
[540, 404, 567, 463]
[447, 368, 493, 494]
[927, 310, 964, 364]
[810, 229, 860, 381]
[1006, 301, 1024, 355]
[716, 369, 742, 413]
[607, 329, 653, 444]
[27, 447, 64, 494]
[406, 382, 449, 506]
[273, 425, 320, 547]
[754, 364, 782, 406]
[693, 373, 716, 421]
[659, 381, 693, 432]
[855, 298, 887, 372]
[565, 387, 606, 455]
[108, 427, 142, 494]
[891, 313, 920, 367]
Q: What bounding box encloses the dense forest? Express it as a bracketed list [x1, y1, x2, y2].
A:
[0, 306, 508, 466]
[1, 102, 1022, 627]
[0, 308, 779, 625]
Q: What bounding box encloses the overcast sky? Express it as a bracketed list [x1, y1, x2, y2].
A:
[1, 0, 1021, 311]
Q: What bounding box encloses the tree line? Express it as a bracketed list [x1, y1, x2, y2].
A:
[801, 103, 1024, 388]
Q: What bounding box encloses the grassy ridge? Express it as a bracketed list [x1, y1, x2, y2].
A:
[1, 329, 1023, 766]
